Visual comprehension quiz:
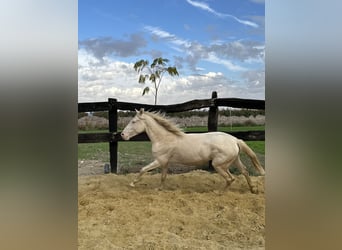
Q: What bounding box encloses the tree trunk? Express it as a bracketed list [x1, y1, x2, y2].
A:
[154, 90, 158, 105]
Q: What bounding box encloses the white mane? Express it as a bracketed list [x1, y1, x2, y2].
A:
[144, 111, 185, 137]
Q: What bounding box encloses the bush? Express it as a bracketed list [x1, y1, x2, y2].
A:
[78, 116, 109, 130]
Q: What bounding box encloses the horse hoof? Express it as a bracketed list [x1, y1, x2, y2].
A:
[259, 169, 266, 176]
[129, 182, 135, 187]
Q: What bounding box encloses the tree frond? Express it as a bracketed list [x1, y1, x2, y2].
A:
[138, 75, 146, 83]
[149, 74, 156, 83]
[167, 66, 179, 76]
[151, 57, 169, 68]
[142, 86, 150, 96]
[134, 59, 149, 73]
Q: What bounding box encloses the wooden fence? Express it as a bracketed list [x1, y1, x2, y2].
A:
[78, 91, 265, 173]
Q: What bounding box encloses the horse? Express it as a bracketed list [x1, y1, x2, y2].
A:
[121, 108, 265, 194]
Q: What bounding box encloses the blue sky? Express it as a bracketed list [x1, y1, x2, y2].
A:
[78, 0, 265, 104]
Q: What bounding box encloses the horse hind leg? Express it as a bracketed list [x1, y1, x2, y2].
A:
[212, 160, 235, 190]
[158, 165, 168, 190]
[234, 156, 258, 194]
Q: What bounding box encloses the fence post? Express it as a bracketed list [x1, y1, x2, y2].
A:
[208, 91, 218, 132]
[207, 91, 218, 172]
[108, 98, 118, 173]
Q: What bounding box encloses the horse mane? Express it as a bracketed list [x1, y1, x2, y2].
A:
[144, 111, 185, 137]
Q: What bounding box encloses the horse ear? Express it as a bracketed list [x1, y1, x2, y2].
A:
[135, 108, 144, 117]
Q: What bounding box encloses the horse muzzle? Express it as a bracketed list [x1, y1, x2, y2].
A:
[120, 132, 130, 141]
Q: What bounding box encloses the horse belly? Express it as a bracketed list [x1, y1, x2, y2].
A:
[169, 139, 212, 166]
[169, 150, 210, 166]
[169, 133, 238, 166]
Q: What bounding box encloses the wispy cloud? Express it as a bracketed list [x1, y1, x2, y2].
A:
[225, 15, 259, 28]
[205, 52, 247, 71]
[186, 0, 259, 28]
[144, 26, 190, 47]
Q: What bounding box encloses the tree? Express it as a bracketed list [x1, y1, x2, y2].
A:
[134, 57, 179, 105]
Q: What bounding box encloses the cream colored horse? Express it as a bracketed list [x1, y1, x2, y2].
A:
[121, 108, 265, 193]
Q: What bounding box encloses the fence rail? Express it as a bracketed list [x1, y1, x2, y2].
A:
[78, 91, 265, 173]
[78, 130, 265, 144]
[78, 97, 265, 113]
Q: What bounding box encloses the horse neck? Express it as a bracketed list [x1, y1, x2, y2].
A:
[144, 116, 176, 144]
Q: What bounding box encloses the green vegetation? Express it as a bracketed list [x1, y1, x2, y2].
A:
[245, 141, 265, 155]
[78, 142, 109, 161]
[78, 125, 264, 134]
[78, 126, 265, 162]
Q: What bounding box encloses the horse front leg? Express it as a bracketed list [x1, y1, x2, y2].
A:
[130, 160, 160, 187]
[158, 165, 168, 190]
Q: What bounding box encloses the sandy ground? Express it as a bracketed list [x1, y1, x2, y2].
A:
[78, 171, 265, 249]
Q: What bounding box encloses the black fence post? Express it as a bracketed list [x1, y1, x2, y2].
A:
[208, 91, 218, 132]
[207, 91, 218, 172]
[108, 98, 118, 173]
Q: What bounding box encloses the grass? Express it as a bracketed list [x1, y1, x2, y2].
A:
[78, 125, 264, 134]
[78, 142, 109, 161]
[245, 141, 265, 155]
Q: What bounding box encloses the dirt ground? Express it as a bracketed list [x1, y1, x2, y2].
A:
[78, 169, 265, 249]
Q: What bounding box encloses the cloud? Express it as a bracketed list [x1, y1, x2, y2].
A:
[205, 53, 247, 71]
[209, 41, 265, 62]
[143, 26, 204, 70]
[78, 49, 264, 103]
[143, 26, 264, 72]
[240, 69, 265, 97]
[144, 26, 190, 47]
[184, 41, 208, 71]
[241, 69, 265, 88]
[181, 40, 264, 72]
[157, 71, 243, 103]
[186, 0, 259, 28]
[78, 49, 140, 102]
[158, 70, 264, 103]
[79, 33, 147, 60]
[186, 0, 218, 16]
[226, 15, 259, 28]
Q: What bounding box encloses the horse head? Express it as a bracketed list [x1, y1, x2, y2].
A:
[121, 108, 146, 140]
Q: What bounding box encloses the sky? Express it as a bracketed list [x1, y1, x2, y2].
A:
[78, 0, 265, 104]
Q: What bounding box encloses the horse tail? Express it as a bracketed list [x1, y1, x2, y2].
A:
[237, 139, 265, 175]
